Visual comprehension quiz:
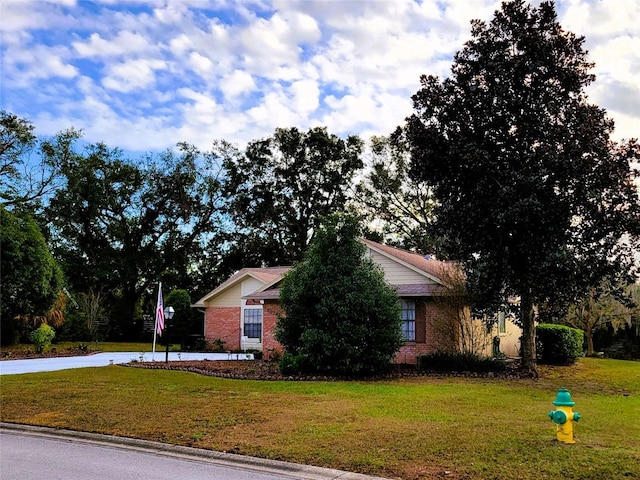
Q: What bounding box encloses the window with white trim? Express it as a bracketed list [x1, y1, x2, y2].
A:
[401, 300, 416, 342]
[243, 308, 262, 339]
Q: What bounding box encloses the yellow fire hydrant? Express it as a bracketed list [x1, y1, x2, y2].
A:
[548, 387, 581, 444]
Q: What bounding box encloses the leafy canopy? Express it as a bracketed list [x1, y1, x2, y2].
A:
[275, 213, 403, 376]
[1, 206, 63, 345]
[401, 0, 640, 371]
[220, 127, 363, 268]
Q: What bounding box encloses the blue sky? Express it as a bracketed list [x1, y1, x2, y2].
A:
[1, 0, 638, 153]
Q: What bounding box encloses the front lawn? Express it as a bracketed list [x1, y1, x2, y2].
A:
[1, 357, 638, 480]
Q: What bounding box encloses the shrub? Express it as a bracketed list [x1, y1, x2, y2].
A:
[536, 323, 584, 365]
[275, 214, 404, 377]
[29, 324, 56, 353]
[417, 352, 507, 373]
[279, 352, 305, 376]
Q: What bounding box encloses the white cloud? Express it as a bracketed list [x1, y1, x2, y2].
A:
[102, 58, 167, 92]
[1, 0, 638, 151]
[220, 70, 257, 98]
[73, 31, 155, 58]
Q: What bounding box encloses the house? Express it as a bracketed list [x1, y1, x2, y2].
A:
[192, 238, 521, 364]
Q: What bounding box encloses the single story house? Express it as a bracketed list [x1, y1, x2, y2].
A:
[192, 238, 521, 364]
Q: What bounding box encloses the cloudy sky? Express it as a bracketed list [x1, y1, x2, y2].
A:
[1, 0, 638, 153]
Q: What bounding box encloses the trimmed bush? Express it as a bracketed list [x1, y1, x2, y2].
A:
[417, 352, 507, 373]
[536, 323, 584, 365]
[29, 324, 56, 353]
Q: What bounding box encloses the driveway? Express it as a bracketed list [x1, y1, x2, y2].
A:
[0, 352, 253, 375]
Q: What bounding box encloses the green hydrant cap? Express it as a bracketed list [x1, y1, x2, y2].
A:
[553, 387, 575, 406]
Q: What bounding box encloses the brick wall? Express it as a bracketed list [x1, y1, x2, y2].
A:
[396, 299, 455, 364]
[204, 306, 241, 351]
[262, 300, 283, 359]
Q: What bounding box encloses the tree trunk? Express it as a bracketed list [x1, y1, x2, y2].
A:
[586, 328, 594, 356]
[519, 291, 538, 377]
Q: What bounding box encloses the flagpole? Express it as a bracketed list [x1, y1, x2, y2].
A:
[152, 282, 162, 361]
[152, 315, 158, 361]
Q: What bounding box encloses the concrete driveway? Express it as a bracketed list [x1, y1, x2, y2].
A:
[0, 352, 253, 375]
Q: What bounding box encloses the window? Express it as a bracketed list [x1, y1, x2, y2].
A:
[401, 300, 416, 342]
[498, 311, 506, 335]
[244, 308, 262, 339]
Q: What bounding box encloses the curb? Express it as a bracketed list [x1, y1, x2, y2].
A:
[0, 422, 388, 480]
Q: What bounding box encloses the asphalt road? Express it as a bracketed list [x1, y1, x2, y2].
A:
[0, 424, 384, 480]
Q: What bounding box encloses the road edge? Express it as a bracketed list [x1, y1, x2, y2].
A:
[0, 422, 388, 480]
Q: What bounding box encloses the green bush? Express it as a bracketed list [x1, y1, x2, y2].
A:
[279, 352, 305, 375]
[29, 324, 56, 353]
[536, 323, 584, 365]
[417, 352, 507, 373]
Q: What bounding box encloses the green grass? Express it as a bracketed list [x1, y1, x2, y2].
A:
[1, 358, 639, 480]
[1, 341, 182, 355]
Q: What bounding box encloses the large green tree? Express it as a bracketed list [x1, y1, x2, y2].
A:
[46, 141, 225, 339]
[355, 135, 438, 254]
[401, 0, 640, 373]
[0, 206, 63, 345]
[220, 127, 364, 267]
[275, 213, 403, 376]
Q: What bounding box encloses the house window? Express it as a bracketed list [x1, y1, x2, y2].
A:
[498, 311, 506, 335]
[244, 308, 262, 339]
[401, 300, 416, 342]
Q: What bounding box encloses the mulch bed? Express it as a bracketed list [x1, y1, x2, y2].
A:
[126, 359, 530, 381]
[1, 347, 95, 361]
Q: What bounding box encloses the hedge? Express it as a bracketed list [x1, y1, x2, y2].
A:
[536, 323, 583, 365]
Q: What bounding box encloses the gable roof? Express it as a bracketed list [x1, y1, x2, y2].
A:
[192, 266, 290, 307]
[194, 239, 458, 306]
[359, 238, 455, 286]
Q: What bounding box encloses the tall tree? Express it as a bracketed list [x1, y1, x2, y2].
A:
[46, 141, 225, 339]
[275, 213, 403, 376]
[565, 281, 633, 356]
[355, 135, 438, 254]
[220, 127, 363, 267]
[1, 110, 79, 209]
[1, 206, 63, 345]
[401, 0, 640, 373]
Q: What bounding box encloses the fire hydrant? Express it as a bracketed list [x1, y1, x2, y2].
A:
[548, 387, 581, 444]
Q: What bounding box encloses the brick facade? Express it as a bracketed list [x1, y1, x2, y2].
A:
[203, 298, 460, 364]
[262, 300, 284, 359]
[204, 306, 241, 351]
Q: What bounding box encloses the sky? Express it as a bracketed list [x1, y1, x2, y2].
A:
[1, 0, 638, 154]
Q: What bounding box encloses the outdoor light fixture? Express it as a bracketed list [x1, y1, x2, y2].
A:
[163, 305, 175, 363]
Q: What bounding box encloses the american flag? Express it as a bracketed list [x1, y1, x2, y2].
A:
[156, 283, 164, 335]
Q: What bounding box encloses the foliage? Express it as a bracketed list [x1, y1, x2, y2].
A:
[165, 289, 195, 349]
[400, 0, 640, 373]
[355, 135, 438, 254]
[1, 110, 80, 209]
[220, 127, 364, 267]
[429, 263, 493, 355]
[46, 140, 225, 339]
[536, 323, 584, 365]
[416, 352, 507, 373]
[275, 213, 404, 376]
[565, 280, 635, 356]
[29, 323, 56, 353]
[0, 206, 63, 345]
